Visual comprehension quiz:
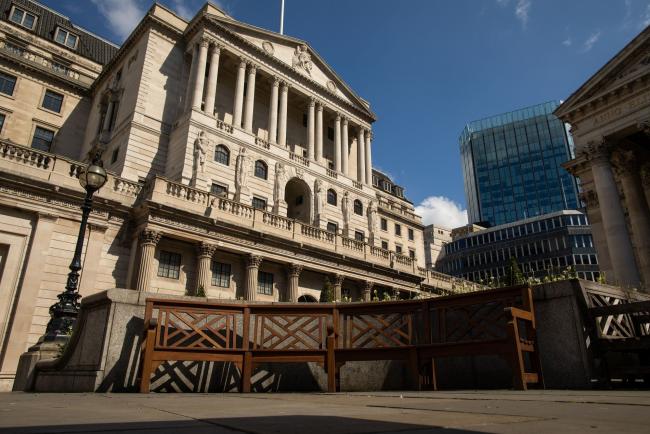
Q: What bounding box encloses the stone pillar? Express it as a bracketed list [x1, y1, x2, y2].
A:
[135, 229, 161, 292]
[613, 150, 650, 287]
[365, 130, 373, 185]
[316, 103, 324, 164]
[191, 39, 209, 111]
[232, 58, 247, 128]
[307, 98, 315, 160]
[203, 43, 221, 115]
[357, 128, 366, 183]
[287, 263, 302, 302]
[278, 82, 289, 147]
[101, 101, 114, 132]
[184, 43, 199, 110]
[334, 114, 341, 172]
[333, 274, 344, 301]
[195, 242, 216, 296]
[268, 77, 279, 143]
[363, 281, 373, 302]
[341, 117, 349, 176]
[586, 141, 641, 287]
[244, 253, 262, 301]
[243, 63, 257, 132]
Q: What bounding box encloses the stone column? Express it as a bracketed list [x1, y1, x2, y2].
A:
[232, 58, 247, 128]
[307, 98, 315, 160]
[613, 150, 650, 287]
[362, 281, 373, 302]
[184, 43, 199, 110]
[243, 63, 257, 132]
[191, 38, 209, 111]
[135, 229, 161, 292]
[316, 103, 324, 164]
[203, 43, 221, 115]
[244, 253, 262, 301]
[287, 263, 302, 302]
[357, 128, 366, 183]
[195, 242, 216, 296]
[333, 274, 344, 301]
[268, 77, 279, 143]
[278, 82, 289, 147]
[334, 114, 341, 172]
[586, 141, 641, 287]
[341, 117, 349, 176]
[365, 130, 373, 185]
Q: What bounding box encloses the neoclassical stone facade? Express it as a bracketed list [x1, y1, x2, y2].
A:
[0, 2, 471, 390]
[557, 25, 650, 290]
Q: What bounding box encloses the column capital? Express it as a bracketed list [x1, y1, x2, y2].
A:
[308, 97, 316, 107]
[333, 273, 344, 285]
[342, 116, 348, 125]
[238, 57, 248, 67]
[247, 62, 257, 74]
[316, 102, 324, 112]
[579, 190, 599, 208]
[272, 76, 280, 86]
[280, 80, 291, 90]
[335, 113, 341, 121]
[583, 137, 612, 165]
[139, 229, 161, 246]
[211, 42, 224, 53]
[611, 149, 638, 177]
[196, 242, 217, 259]
[199, 37, 210, 48]
[288, 263, 303, 277]
[364, 281, 374, 291]
[246, 253, 263, 268]
[637, 119, 650, 136]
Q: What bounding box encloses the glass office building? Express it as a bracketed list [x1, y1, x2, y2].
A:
[460, 101, 580, 227]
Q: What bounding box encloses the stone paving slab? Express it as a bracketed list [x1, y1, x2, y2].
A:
[0, 391, 648, 434]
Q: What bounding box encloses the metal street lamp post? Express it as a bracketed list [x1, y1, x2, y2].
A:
[44, 156, 107, 341]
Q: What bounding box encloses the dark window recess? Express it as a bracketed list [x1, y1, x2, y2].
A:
[254, 160, 268, 179]
[110, 147, 119, 164]
[157, 251, 181, 279]
[108, 101, 119, 130]
[408, 228, 414, 240]
[381, 240, 388, 250]
[380, 218, 388, 231]
[0, 113, 5, 133]
[395, 224, 402, 236]
[31, 126, 54, 152]
[252, 197, 266, 210]
[354, 200, 363, 216]
[327, 189, 337, 205]
[326, 222, 338, 233]
[295, 195, 303, 205]
[327, 127, 334, 141]
[302, 113, 308, 127]
[211, 183, 228, 196]
[42, 90, 63, 113]
[211, 261, 231, 287]
[396, 245, 402, 254]
[257, 271, 274, 295]
[354, 231, 364, 242]
[409, 250, 416, 259]
[214, 145, 230, 165]
[0, 72, 17, 96]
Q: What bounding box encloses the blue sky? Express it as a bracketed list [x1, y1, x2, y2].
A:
[42, 0, 650, 227]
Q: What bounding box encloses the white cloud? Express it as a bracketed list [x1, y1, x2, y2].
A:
[172, 0, 195, 19]
[90, 0, 145, 41]
[515, 0, 532, 28]
[415, 196, 468, 229]
[562, 37, 572, 47]
[582, 30, 601, 52]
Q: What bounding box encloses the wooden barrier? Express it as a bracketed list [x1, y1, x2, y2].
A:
[139, 285, 543, 392]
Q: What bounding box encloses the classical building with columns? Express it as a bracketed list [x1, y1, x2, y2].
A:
[0, 2, 472, 390]
[556, 25, 650, 291]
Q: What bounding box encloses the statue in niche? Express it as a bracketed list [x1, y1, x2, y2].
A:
[193, 131, 207, 174]
[341, 192, 350, 229]
[235, 147, 251, 197]
[314, 179, 323, 221]
[273, 162, 286, 205]
[292, 44, 312, 76]
[368, 200, 378, 236]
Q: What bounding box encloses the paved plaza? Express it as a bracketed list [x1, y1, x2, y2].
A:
[0, 390, 649, 433]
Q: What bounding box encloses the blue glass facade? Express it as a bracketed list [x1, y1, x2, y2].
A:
[460, 101, 579, 227]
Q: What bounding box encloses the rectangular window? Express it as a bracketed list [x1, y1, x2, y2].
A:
[0, 72, 16, 96]
[257, 271, 273, 295]
[10, 7, 37, 30]
[252, 197, 267, 210]
[211, 261, 231, 288]
[409, 249, 415, 259]
[157, 251, 181, 279]
[54, 28, 78, 49]
[395, 224, 401, 236]
[396, 245, 402, 254]
[110, 147, 119, 164]
[0, 113, 5, 133]
[380, 218, 388, 231]
[408, 228, 414, 241]
[42, 90, 63, 113]
[31, 126, 54, 152]
[354, 230, 364, 241]
[211, 183, 228, 196]
[381, 240, 388, 250]
[326, 222, 338, 233]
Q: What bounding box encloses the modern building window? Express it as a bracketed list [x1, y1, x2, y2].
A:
[211, 261, 231, 287]
[326, 222, 338, 233]
[214, 145, 230, 165]
[257, 271, 273, 295]
[254, 160, 268, 179]
[380, 218, 388, 231]
[54, 27, 78, 49]
[408, 228, 414, 240]
[252, 197, 267, 210]
[354, 230, 364, 242]
[327, 189, 337, 206]
[31, 126, 54, 152]
[395, 224, 402, 236]
[42, 90, 64, 113]
[0, 72, 16, 96]
[157, 251, 181, 279]
[381, 240, 388, 250]
[10, 6, 37, 30]
[211, 183, 228, 196]
[353, 199, 363, 216]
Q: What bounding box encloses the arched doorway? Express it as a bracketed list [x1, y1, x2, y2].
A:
[284, 177, 311, 224]
[298, 294, 318, 303]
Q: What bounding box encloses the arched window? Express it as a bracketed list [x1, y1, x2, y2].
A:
[353, 199, 363, 216]
[214, 145, 230, 165]
[254, 160, 268, 179]
[327, 189, 337, 206]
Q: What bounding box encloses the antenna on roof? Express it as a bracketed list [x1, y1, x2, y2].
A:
[280, 0, 285, 35]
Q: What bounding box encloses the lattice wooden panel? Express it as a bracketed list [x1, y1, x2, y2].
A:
[149, 361, 241, 392]
[154, 307, 241, 350]
[439, 301, 510, 342]
[252, 314, 328, 350]
[588, 293, 635, 339]
[340, 312, 414, 348]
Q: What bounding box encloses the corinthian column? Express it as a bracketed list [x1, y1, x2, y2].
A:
[357, 128, 366, 183]
[365, 130, 373, 184]
[195, 242, 216, 296]
[232, 58, 247, 128]
[184, 44, 199, 110]
[203, 43, 221, 115]
[268, 77, 279, 143]
[341, 117, 349, 175]
[334, 114, 341, 172]
[287, 263, 302, 302]
[586, 140, 641, 287]
[613, 149, 650, 287]
[244, 254, 262, 301]
[243, 63, 257, 132]
[307, 98, 315, 160]
[278, 82, 289, 147]
[316, 103, 324, 164]
[136, 229, 161, 292]
[191, 39, 209, 110]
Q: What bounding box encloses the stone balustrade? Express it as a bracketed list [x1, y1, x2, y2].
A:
[289, 151, 310, 167]
[377, 198, 422, 223]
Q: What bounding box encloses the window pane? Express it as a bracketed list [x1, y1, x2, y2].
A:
[0, 113, 5, 132]
[31, 126, 54, 151]
[23, 13, 35, 29]
[0, 72, 17, 95]
[215, 145, 229, 165]
[157, 251, 181, 279]
[257, 271, 273, 295]
[254, 161, 267, 179]
[354, 231, 364, 241]
[211, 262, 231, 288]
[55, 29, 67, 44]
[66, 34, 77, 48]
[252, 197, 266, 210]
[10, 9, 24, 24]
[43, 90, 63, 112]
[211, 183, 227, 195]
[326, 222, 337, 233]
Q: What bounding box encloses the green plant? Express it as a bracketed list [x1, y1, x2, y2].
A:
[372, 289, 379, 302]
[320, 278, 336, 302]
[503, 257, 525, 287]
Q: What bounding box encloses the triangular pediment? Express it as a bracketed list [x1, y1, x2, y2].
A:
[556, 26, 650, 117]
[204, 14, 374, 119]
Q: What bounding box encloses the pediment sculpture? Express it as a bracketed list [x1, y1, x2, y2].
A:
[292, 44, 312, 76]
